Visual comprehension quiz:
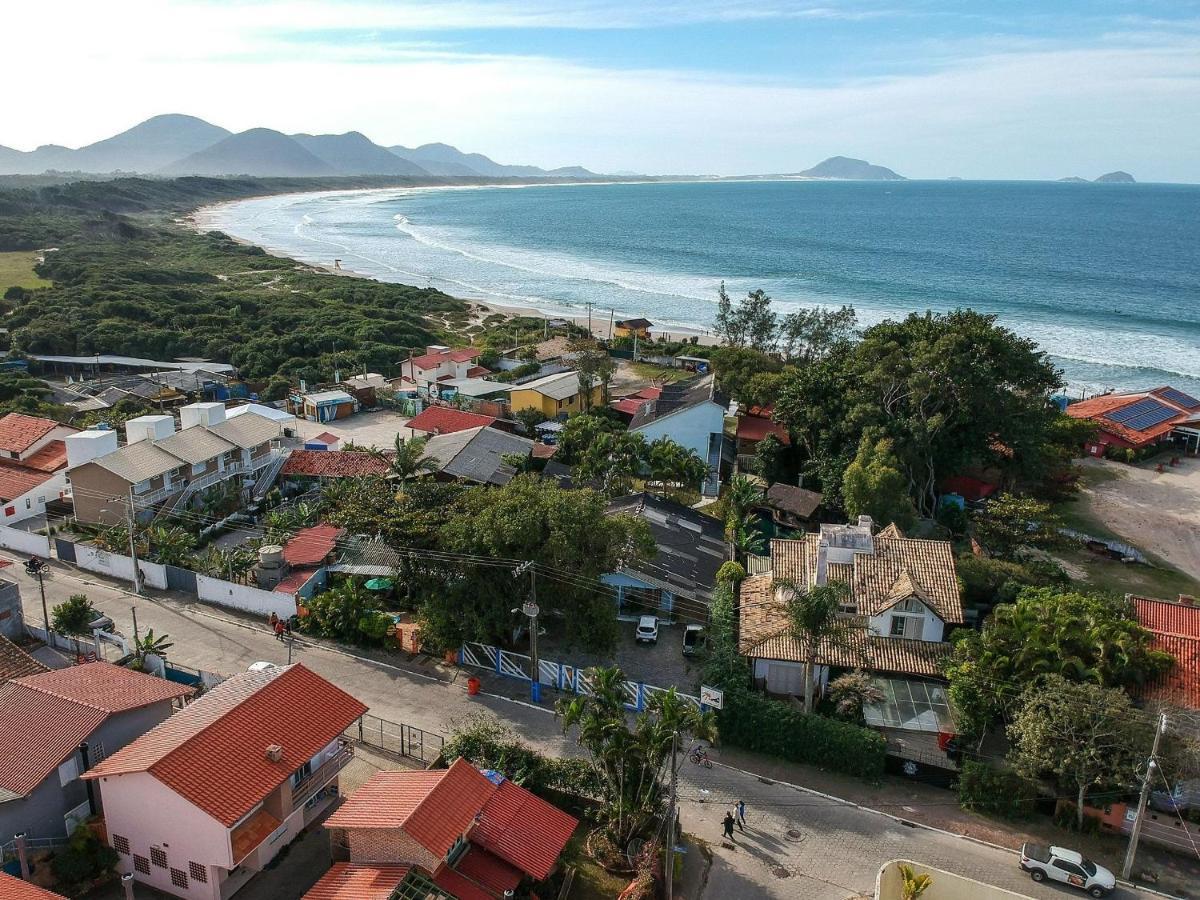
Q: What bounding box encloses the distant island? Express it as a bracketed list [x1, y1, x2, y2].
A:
[0, 113, 604, 179]
[795, 156, 905, 180]
[1059, 171, 1136, 184]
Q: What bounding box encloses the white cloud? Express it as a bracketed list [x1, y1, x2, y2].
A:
[4, 1, 1199, 181]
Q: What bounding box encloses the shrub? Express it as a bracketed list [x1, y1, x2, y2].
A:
[445, 716, 602, 799]
[52, 825, 118, 889]
[717, 687, 886, 779]
[51, 594, 98, 635]
[715, 561, 746, 584]
[357, 611, 393, 643]
[956, 760, 1037, 819]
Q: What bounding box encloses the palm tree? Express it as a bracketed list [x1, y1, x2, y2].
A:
[778, 579, 860, 713]
[899, 864, 932, 900]
[144, 525, 196, 568]
[725, 474, 764, 560]
[385, 435, 439, 485]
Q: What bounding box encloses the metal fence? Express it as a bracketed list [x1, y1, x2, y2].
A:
[346, 713, 445, 765]
[459, 641, 706, 712]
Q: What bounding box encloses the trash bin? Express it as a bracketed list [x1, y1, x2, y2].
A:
[467, 676, 481, 696]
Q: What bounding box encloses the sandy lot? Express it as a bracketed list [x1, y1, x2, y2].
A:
[1077, 456, 1200, 581]
[293, 410, 414, 449]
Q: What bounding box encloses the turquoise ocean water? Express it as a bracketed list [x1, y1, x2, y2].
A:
[204, 180, 1200, 396]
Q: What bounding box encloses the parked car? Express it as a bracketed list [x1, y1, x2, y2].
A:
[682, 624, 705, 656]
[635, 615, 659, 644]
[1020, 843, 1114, 897]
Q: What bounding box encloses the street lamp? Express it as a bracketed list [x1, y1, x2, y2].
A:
[512, 561, 541, 703]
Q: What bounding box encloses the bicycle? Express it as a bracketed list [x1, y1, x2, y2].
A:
[689, 747, 713, 769]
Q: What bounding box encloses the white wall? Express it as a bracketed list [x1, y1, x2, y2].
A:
[0, 523, 51, 556]
[631, 402, 724, 461]
[1, 471, 68, 525]
[72, 546, 167, 590]
[196, 574, 295, 619]
[867, 599, 944, 643]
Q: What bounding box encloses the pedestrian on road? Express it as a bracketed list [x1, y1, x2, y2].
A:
[736, 799, 746, 831]
[269, 612, 279, 631]
[274, 619, 285, 642]
[722, 811, 736, 842]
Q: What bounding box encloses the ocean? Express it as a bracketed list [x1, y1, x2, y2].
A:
[201, 179, 1200, 397]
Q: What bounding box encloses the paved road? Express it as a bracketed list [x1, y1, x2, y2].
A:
[8, 557, 1167, 900]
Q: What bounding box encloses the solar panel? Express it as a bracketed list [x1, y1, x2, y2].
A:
[1158, 388, 1200, 410]
[1107, 398, 1176, 430]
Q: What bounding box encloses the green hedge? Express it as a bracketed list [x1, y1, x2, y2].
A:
[957, 760, 1037, 819]
[718, 688, 886, 779]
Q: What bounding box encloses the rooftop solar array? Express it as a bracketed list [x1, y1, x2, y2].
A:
[1158, 387, 1200, 410]
[1106, 397, 1178, 432]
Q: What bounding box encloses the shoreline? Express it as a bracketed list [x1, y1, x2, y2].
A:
[188, 183, 721, 346]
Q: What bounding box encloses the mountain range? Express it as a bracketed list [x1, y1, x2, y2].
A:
[0, 114, 601, 179]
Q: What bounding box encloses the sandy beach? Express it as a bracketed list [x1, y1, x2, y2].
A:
[188, 189, 719, 346]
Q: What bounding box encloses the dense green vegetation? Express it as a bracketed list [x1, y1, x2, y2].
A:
[0, 176, 470, 382]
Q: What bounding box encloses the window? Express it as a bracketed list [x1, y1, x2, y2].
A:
[24, 498, 31, 509]
[150, 847, 168, 869]
[192, 462, 206, 475]
[188, 862, 208, 883]
[112, 835, 130, 856]
[133, 855, 150, 875]
[133, 480, 150, 495]
[1052, 859, 1083, 877]
[58, 755, 80, 786]
[889, 616, 906, 636]
[170, 868, 189, 889]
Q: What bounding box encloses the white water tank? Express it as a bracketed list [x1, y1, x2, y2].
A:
[256, 544, 286, 589]
[124, 415, 175, 445]
[65, 429, 119, 468]
[180, 402, 227, 430]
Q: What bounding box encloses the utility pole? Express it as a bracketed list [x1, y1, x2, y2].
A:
[25, 557, 49, 635]
[124, 488, 141, 595]
[665, 732, 679, 900]
[607, 308, 615, 341]
[512, 562, 541, 702]
[1123, 712, 1168, 879]
[584, 302, 595, 339]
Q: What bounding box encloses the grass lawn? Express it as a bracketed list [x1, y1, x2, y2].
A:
[561, 833, 630, 900]
[0, 251, 51, 291]
[629, 361, 693, 383]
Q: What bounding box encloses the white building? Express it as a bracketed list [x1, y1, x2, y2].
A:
[626, 376, 727, 496]
[0, 413, 79, 523]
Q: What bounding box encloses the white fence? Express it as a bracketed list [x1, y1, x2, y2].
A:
[459, 641, 706, 712]
[72, 545, 168, 590]
[0, 524, 51, 557]
[196, 573, 295, 619]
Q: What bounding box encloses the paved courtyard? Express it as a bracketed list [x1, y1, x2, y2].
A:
[292, 409, 413, 449]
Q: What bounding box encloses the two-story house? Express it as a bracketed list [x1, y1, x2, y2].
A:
[509, 371, 601, 419]
[0, 662, 192, 841]
[627, 376, 727, 496]
[402, 346, 483, 388]
[84, 663, 367, 900]
[66, 404, 284, 525]
[318, 757, 577, 900]
[0, 412, 78, 523]
[739, 518, 963, 733]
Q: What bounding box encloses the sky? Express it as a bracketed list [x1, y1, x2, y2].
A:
[5, 0, 1200, 180]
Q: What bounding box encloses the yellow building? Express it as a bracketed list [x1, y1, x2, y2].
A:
[510, 371, 602, 418]
[613, 317, 653, 339]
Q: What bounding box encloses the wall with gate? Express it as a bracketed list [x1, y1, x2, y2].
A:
[0, 524, 51, 557]
[458, 641, 706, 711]
[196, 573, 295, 619]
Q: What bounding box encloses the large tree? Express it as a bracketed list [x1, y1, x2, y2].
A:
[971, 492, 1061, 559]
[425, 475, 655, 652]
[710, 346, 783, 403]
[713, 283, 777, 351]
[842, 436, 916, 532]
[1008, 675, 1147, 829]
[945, 588, 1174, 739]
[778, 305, 858, 362]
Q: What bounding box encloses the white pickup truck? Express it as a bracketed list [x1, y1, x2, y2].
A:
[1020, 843, 1115, 897]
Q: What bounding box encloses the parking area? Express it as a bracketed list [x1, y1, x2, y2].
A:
[292, 410, 413, 449]
[539, 617, 706, 693]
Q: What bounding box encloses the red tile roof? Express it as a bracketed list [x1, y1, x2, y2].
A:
[410, 347, 481, 370]
[12, 661, 192, 713]
[0, 462, 55, 503]
[282, 450, 392, 478]
[0, 684, 107, 796]
[330, 759, 577, 882]
[311, 431, 340, 445]
[432, 866, 494, 900]
[0, 413, 66, 454]
[283, 524, 346, 568]
[85, 664, 368, 826]
[0, 634, 48, 684]
[21, 440, 69, 473]
[1066, 387, 1199, 447]
[303, 864, 411, 900]
[735, 412, 789, 445]
[1132, 596, 1200, 709]
[407, 406, 496, 436]
[274, 568, 319, 596]
[0, 872, 69, 899]
[455, 846, 522, 894]
[465, 366, 491, 378]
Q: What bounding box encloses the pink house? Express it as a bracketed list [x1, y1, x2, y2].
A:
[402, 346, 482, 388]
[84, 664, 367, 900]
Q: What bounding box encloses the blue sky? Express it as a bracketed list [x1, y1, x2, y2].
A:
[7, 0, 1200, 180]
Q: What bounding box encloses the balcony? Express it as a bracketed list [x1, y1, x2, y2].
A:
[291, 744, 354, 807]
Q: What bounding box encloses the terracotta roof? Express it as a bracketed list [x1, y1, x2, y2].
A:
[0, 463, 55, 503]
[465, 365, 490, 378]
[0, 634, 48, 683]
[312, 431, 340, 444]
[330, 759, 577, 881]
[455, 846, 523, 894]
[411, 347, 481, 370]
[0, 413, 65, 454]
[406, 406, 496, 436]
[282, 450, 391, 478]
[274, 568, 319, 595]
[767, 533, 963, 624]
[303, 864, 411, 900]
[0, 872, 69, 899]
[736, 412, 789, 445]
[85, 664, 368, 826]
[0, 684, 107, 796]
[877, 523, 904, 539]
[282, 524, 346, 568]
[764, 483, 821, 518]
[433, 866, 494, 900]
[21, 440, 69, 473]
[531, 442, 557, 460]
[1132, 596, 1200, 709]
[10, 660, 192, 713]
[738, 576, 951, 678]
[1066, 387, 1199, 447]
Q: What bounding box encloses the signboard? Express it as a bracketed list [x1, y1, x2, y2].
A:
[700, 685, 724, 709]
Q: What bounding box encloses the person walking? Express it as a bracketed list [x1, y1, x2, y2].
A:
[274, 619, 285, 642]
[736, 799, 746, 831]
[722, 811, 736, 842]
